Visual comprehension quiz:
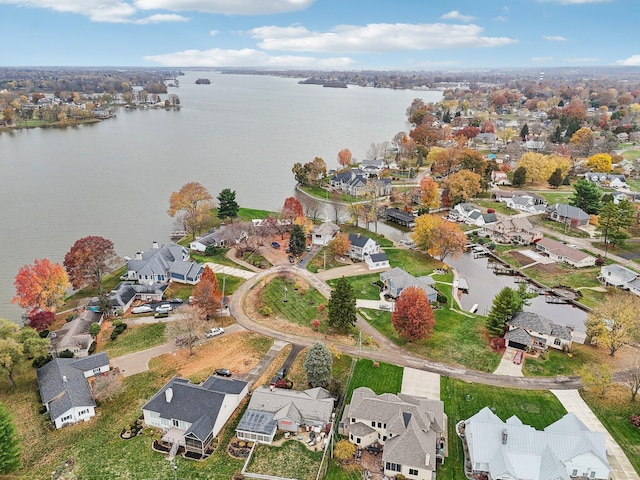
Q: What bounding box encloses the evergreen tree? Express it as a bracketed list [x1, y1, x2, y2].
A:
[570, 179, 602, 214]
[486, 284, 535, 336]
[548, 168, 563, 188]
[596, 200, 635, 253]
[512, 166, 527, 187]
[288, 224, 307, 257]
[0, 402, 20, 474]
[303, 342, 333, 388]
[549, 125, 563, 144]
[216, 188, 239, 219]
[327, 277, 357, 332]
[442, 109, 452, 123]
[519, 123, 529, 140]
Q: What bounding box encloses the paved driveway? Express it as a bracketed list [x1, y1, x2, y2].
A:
[492, 347, 524, 377]
[401, 368, 441, 400]
[551, 389, 639, 480]
[204, 262, 256, 279]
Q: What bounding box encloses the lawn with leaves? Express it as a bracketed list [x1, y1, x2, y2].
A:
[338, 224, 395, 248]
[190, 247, 250, 269]
[261, 274, 328, 327]
[383, 248, 445, 276]
[437, 377, 568, 480]
[364, 307, 501, 372]
[247, 440, 323, 480]
[327, 274, 382, 300]
[533, 190, 574, 205]
[522, 345, 599, 377]
[306, 246, 350, 273]
[97, 322, 166, 358]
[473, 198, 517, 215]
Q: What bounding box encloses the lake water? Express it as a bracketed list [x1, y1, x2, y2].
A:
[0, 71, 443, 321]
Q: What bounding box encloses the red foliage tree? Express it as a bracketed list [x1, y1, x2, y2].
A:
[191, 266, 222, 317]
[12, 258, 70, 314]
[281, 197, 304, 223]
[391, 287, 435, 340]
[337, 148, 352, 168]
[28, 310, 55, 332]
[64, 236, 117, 289]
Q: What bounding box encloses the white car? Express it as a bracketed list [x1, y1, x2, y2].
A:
[131, 305, 153, 314]
[155, 304, 172, 313]
[205, 327, 225, 338]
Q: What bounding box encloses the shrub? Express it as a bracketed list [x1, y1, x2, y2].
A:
[32, 355, 52, 368]
[311, 319, 320, 330]
[372, 361, 380, 368]
[58, 350, 74, 358]
[436, 292, 448, 304]
[39, 329, 49, 338]
[630, 414, 640, 429]
[112, 319, 123, 327]
[259, 306, 272, 317]
[204, 245, 217, 256]
[65, 315, 75, 322]
[490, 337, 506, 350]
[318, 303, 326, 312]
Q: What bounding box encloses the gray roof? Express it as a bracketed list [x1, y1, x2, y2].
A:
[536, 237, 594, 263]
[601, 264, 637, 282]
[348, 233, 373, 248]
[143, 376, 248, 441]
[547, 203, 590, 222]
[368, 252, 388, 263]
[242, 386, 334, 427]
[464, 407, 609, 480]
[482, 212, 498, 224]
[128, 242, 200, 282]
[509, 312, 572, 341]
[36, 354, 109, 421]
[504, 328, 534, 347]
[48, 310, 103, 353]
[380, 267, 437, 299]
[348, 422, 376, 437]
[312, 222, 340, 236]
[192, 228, 226, 247]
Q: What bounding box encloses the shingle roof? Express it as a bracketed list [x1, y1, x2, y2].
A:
[348, 233, 373, 248]
[368, 253, 388, 263]
[242, 386, 334, 427]
[601, 264, 637, 282]
[536, 237, 594, 263]
[547, 203, 590, 221]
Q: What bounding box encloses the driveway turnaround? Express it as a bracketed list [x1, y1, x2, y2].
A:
[551, 389, 639, 480]
[401, 368, 441, 400]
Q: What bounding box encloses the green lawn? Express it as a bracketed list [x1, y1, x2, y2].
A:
[529, 216, 592, 238]
[364, 307, 501, 373]
[65, 265, 126, 306]
[621, 149, 640, 162]
[384, 248, 445, 276]
[190, 247, 250, 269]
[591, 239, 640, 261]
[473, 199, 516, 215]
[97, 323, 166, 358]
[522, 345, 600, 377]
[261, 275, 328, 328]
[534, 190, 574, 205]
[327, 274, 382, 300]
[247, 440, 323, 480]
[339, 224, 395, 247]
[306, 246, 349, 273]
[235, 207, 274, 221]
[345, 358, 404, 402]
[438, 377, 568, 480]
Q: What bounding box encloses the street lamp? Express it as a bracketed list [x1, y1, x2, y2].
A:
[170, 460, 177, 480]
[284, 285, 288, 303]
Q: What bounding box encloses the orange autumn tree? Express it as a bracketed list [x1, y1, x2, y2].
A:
[328, 232, 351, 258]
[12, 258, 70, 314]
[167, 181, 215, 240]
[392, 287, 435, 340]
[281, 196, 304, 224]
[412, 214, 466, 261]
[419, 176, 440, 211]
[337, 148, 352, 168]
[191, 266, 222, 319]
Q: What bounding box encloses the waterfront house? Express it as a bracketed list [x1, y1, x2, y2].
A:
[506, 195, 548, 214]
[360, 159, 386, 176]
[48, 309, 103, 358]
[505, 311, 573, 351]
[365, 252, 390, 270]
[463, 407, 610, 480]
[37, 353, 110, 429]
[310, 222, 340, 246]
[125, 241, 203, 286]
[189, 228, 227, 252]
[546, 203, 590, 227]
[341, 387, 446, 480]
[598, 264, 638, 288]
[235, 386, 334, 444]
[535, 238, 596, 268]
[480, 217, 543, 245]
[87, 281, 167, 316]
[143, 376, 248, 457]
[380, 267, 438, 302]
[348, 233, 379, 261]
[330, 169, 392, 197]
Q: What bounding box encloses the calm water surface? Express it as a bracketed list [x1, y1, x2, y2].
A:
[0, 71, 441, 320]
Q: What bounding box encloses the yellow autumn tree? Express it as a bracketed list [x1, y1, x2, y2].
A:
[412, 214, 466, 260]
[419, 177, 440, 210]
[586, 153, 612, 173]
[517, 153, 571, 184]
[442, 170, 481, 205]
[412, 214, 441, 252]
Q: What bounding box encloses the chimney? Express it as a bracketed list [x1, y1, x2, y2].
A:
[425, 453, 430, 466]
[502, 428, 508, 445]
[62, 376, 67, 383]
[152, 241, 159, 249]
[135, 252, 143, 260]
[165, 387, 173, 403]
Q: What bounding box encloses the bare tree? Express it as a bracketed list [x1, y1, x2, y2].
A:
[92, 371, 124, 403]
[330, 194, 345, 224]
[300, 196, 322, 222]
[624, 360, 640, 402]
[166, 305, 207, 356]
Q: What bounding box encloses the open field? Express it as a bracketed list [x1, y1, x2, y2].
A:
[327, 273, 382, 301]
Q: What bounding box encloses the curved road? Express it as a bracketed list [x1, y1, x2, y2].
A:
[229, 264, 585, 390]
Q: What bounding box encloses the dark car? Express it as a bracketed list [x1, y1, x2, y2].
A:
[288, 255, 295, 263]
[271, 241, 280, 249]
[277, 366, 288, 379]
[215, 368, 232, 377]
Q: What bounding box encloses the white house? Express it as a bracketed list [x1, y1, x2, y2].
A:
[365, 252, 390, 270]
[380, 267, 438, 302]
[126, 241, 203, 285]
[535, 238, 597, 268]
[490, 170, 510, 185]
[36, 353, 110, 429]
[341, 387, 447, 480]
[585, 172, 627, 189]
[310, 222, 340, 246]
[506, 195, 548, 214]
[463, 407, 610, 480]
[505, 311, 573, 351]
[348, 233, 379, 261]
[598, 264, 638, 288]
[143, 376, 248, 457]
[189, 228, 227, 252]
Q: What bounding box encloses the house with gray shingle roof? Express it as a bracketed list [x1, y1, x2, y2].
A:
[36, 352, 110, 429]
[463, 407, 610, 480]
[505, 311, 573, 351]
[86, 281, 168, 316]
[341, 387, 446, 480]
[236, 386, 334, 444]
[142, 376, 248, 456]
[310, 222, 340, 246]
[380, 267, 438, 302]
[598, 264, 638, 287]
[126, 241, 203, 286]
[348, 233, 379, 261]
[189, 227, 227, 252]
[48, 309, 103, 357]
[365, 252, 390, 270]
[546, 203, 590, 227]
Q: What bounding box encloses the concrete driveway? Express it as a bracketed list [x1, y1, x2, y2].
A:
[401, 367, 441, 400]
[492, 347, 524, 377]
[551, 389, 639, 480]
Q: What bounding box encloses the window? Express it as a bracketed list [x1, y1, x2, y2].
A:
[351, 418, 356, 423]
[377, 422, 382, 428]
[385, 462, 401, 472]
[554, 338, 561, 346]
[590, 473, 595, 479]
[409, 468, 418, 476]
[572, 470, 578, 476]
[173, 419, 180, 427]
[356, 438, 361, 444]
[371, 421, 375, 427]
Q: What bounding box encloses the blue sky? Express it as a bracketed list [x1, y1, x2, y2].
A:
[2, 0, 640, 69]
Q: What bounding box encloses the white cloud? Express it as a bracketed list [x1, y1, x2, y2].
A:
[133, 0, 315, 15]
[134, 13, 188, 24]
[0, 0, 314, 22]
[441, 10, 474, 22]
[617, 55, 640, 66]
[249, 23, 517, 53]
[143, 48, 353, 68]
[543, 35, 568, 41]
[493, 15, 508, 22]
[209, 30, 219, 36]
[531, 56, 554, 63]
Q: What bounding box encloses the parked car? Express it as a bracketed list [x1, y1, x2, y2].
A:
[379, 304, 390, 310]
[156, 304, 172, 313]
[277, 366, 288, 379]
[154, 311, 169, 319]
[131, 305, 153, 314]
[288, 255, 295, 263]
[214, 368, 232, 377]
[205, 327, 225, 338]
[271, 241, 280, 249]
